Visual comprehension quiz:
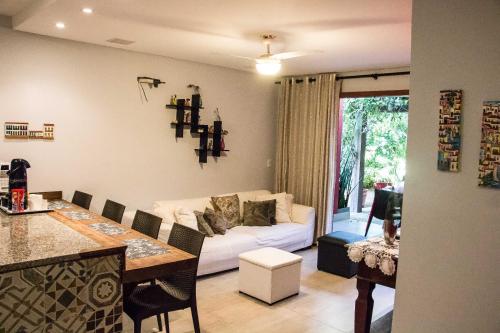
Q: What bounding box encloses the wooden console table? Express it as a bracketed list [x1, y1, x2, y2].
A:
[355, 259, 397, 333]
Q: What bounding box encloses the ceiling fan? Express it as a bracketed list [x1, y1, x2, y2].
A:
[228, 34, 320, 75]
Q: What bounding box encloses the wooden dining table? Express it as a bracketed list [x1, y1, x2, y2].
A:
[355, 260, 397, 333]
[48, 200, 196, 284]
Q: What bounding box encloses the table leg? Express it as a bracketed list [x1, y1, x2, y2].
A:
[355, 278, 376, 333]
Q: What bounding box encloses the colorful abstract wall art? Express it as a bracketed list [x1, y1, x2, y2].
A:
[478, 101, 500, 189]
[438, 90, 462, 172]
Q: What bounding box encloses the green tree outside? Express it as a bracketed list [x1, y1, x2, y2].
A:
[338, 96, 408, 208]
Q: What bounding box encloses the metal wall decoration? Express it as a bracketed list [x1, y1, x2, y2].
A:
[437, 90, 462, 172]
[478, 101, 500, 189]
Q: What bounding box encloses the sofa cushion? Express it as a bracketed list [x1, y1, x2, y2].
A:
[199, 230, 257, 268]
[256, 192, 292, 223]
[194, 211, 214, 237]
[285, 194, 294, 217]
[242, 200, 275, 227]
[203, 207, 227, 235]
[211, 194, 241, 229]
[153, 190, 272, 225]
[216, 190, 272, 216]
[233, 223, 306, 248]
[173, 208, 198, 230]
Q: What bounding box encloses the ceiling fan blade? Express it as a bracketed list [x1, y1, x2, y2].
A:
[270, 50, 322, 60]
[215, 53, 256, 61]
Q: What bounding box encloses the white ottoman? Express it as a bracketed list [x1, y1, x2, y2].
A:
[238, 247, 302, 304]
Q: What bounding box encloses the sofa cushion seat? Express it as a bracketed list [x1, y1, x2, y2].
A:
[198, 229, 258, 275]
[232, 223, 306, 248]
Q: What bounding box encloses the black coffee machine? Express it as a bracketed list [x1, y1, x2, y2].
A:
[6, 159, 31, 210]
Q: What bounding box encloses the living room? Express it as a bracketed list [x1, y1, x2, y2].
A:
[0, 1, 498, 333]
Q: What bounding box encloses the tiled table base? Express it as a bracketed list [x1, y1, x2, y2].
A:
[0, 255, 123, 333]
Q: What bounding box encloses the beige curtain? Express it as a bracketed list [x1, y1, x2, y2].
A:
[275, 73, 342, 239]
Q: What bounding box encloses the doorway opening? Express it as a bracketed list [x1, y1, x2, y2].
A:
[334, 92, 409, 234]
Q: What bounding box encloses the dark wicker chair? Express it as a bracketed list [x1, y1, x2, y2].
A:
[365, 189, 403, 236]
[101, 199, 126, 224]
[131, 210, 162, 239]
[124, 223, 205, 333]
[71, 190, 92, 209]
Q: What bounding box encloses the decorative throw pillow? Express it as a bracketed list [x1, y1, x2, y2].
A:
[256, 192, 292, 223]
[203, 207, 227, 235]
[264, 199, 277, 225]
[242, 200, 274, 227]
[211, 194, 241, 229]
[173, 208, 198, 230]
[194, 211, 214, 237]
[285, 193, 294, 218]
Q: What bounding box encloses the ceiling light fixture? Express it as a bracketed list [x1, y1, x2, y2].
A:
[82, 7, 93, 14]
[55, 22, 65, 29]
[256, 58, 282, 75]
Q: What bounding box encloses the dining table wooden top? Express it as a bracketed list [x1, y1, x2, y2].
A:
[47, 200, 196, 284]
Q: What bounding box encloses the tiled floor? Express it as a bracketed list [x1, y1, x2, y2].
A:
[123, 221, 394, 333]
[332, 215, 384, 238]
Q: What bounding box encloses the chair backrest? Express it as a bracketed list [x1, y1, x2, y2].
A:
[102, 199, 126, 224]
[385, 192, 404, 222]
[72, 190, 93, 209]
[131, 210, 162, 239]
[371, 189, 394, 220]
[160, 223, 205, 301]
[167, 223, 205, 260]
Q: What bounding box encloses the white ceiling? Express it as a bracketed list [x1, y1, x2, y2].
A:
[2, 0, 412, 75]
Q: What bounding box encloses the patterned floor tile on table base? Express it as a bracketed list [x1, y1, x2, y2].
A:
[86, 255, 123, 333]
[0, 255, 123, 333]
[0, 267, 46, 332]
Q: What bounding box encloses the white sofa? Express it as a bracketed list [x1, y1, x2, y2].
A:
[122, 190, 315, 276]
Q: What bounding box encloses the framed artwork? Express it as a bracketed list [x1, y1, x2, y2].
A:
[437, 90, 462, 172]
[478, 101, 500, 189]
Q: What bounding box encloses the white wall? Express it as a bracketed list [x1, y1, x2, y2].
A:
[340, 67, 410, 93]
[393, 1, 500, 332]
[0, 28, 277, 211]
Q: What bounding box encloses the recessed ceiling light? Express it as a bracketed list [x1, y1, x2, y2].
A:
[82, 8, 93, 14]
[55, 22, 65, 29]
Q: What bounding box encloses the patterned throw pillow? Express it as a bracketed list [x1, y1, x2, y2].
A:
[256, 192, 292, 223]
[211, 194, 241, 229]
[203, 207, 227, 235]
[242, 200, 275, 227]
[194, 211, 214, 237]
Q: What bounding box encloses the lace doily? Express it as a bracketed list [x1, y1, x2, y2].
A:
[347, 237, 399, 276]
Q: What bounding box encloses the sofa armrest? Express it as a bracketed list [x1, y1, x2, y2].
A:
[291, 203, 315, 225]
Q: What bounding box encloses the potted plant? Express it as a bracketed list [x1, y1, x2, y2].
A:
[334, 143, 358, 221]
[362, 175, 375, 208]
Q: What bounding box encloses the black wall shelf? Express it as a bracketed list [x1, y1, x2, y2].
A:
[195, 149, 230, 152]
[166, 104, 204, 110]
[168, 93, 228, 163]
